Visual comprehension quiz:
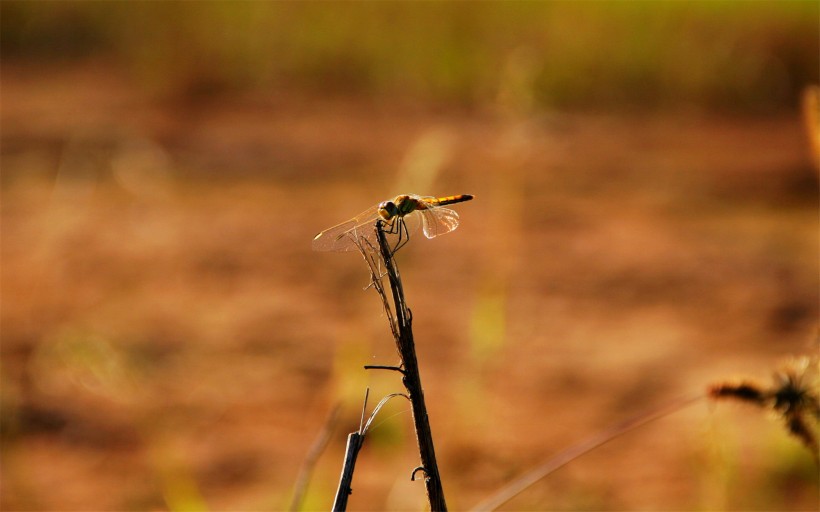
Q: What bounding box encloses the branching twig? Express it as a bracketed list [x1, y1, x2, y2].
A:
[373, 220, 448, 511]
[332, 388, 412, 511]
[332, 220, 449, 511]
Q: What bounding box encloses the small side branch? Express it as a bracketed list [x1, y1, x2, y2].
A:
[410, 466, 428, 481]
[363, 364, 406, 375]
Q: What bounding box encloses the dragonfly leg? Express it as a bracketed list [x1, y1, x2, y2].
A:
[383, 217, 401, 235]
[376, 217, 409, 256]
[391, 218, 410, 255]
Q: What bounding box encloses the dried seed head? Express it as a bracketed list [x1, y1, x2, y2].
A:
[770, 357, 820, 417]
[708, 381, 767, 405]
[770, 357, 819, 461]
[708, 355, 819, 463]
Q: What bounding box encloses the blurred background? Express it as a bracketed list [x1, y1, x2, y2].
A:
[2, 2, 818, 510]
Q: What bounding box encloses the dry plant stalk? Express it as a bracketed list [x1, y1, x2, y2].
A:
[470, 356, 819, 511]
[333, 431, 365, 511]
[332, 389, 408, 510]
[290, 404, 341, 512]
[331, 221, 447, 511]
[708, 356, 820, 463]
[471, 393, 702, 512]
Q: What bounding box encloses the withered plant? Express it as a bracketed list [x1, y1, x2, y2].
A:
[709, 356, 820, 463]
[330, 219, 448, 511]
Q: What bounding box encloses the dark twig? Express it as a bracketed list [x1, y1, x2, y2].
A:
[331, 388, 411, 511]
[363, 364, 406, 374]
[471, 393, 703, 512]
[332, 432, 365, 512]
[374, 220, 448, 511]
[290, 404, 341, 512]
[332, 389, 371, 512]
[332, 220, 449, 510]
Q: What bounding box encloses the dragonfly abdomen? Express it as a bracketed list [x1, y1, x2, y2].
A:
[423, 194, 474, 208]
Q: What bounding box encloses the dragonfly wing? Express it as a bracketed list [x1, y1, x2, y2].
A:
[420, 207, 460, 239]
[311, 204, 382, 252]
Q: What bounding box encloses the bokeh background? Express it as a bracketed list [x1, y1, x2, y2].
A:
[2, 2, 818, 511]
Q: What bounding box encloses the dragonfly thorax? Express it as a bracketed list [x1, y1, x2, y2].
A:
[378, 195, 419, 221]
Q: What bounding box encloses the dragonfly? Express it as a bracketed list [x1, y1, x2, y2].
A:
[312, 193, 474, 253]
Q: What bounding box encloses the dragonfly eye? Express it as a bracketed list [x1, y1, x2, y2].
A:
[378, 201, 398, 220]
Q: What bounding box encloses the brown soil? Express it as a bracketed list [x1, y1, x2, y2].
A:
[2, 63, 818, 511]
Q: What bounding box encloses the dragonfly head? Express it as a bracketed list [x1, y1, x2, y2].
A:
[378, 200, 399, 221]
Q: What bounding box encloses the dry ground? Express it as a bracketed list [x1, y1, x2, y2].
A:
[2, 64, 818, 511]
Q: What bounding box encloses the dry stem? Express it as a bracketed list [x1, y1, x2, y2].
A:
[331, 221, 448, 511]
[373, 220, 448, 511]
[290, 404, 341, 511]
